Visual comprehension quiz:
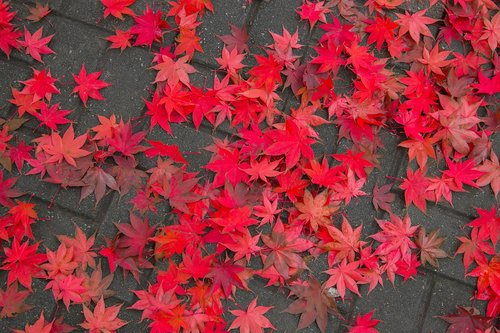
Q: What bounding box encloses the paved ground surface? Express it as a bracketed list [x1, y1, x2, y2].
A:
[0, 0, 498, 332]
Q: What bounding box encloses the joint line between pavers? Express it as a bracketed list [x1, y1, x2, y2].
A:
[417, 275, 436, 333]
[419, 267, 476, 288]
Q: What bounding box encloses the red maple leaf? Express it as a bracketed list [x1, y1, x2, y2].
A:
[418, 44, 453, 76]
[296, 0, 331, 29]
[12, 312, 53, 333]
[217, 24, 249, 53]
[439, 306, 494, 333]
[34, 125, 91, 167]
[346, 310, 381, 333]
[324, 258, 363, 300]
[468, 206, 500, 246]
[72, 64, 111, 107]
[400, 168, 432, 212]
[229, 298, 275, 333]
[261, 219, 313, 279]
[285, 275, 339, 333]
[33, 102, 72, 130]
[372, 183, 395, 213]
[364, 16, 397, 51]
[371, 214, 418, 263]
[0, 283, 32, 318]
[46, 274, 86, 309]
[396, 9, 437, 44]
[475, 151, 500, 198]
[21, 68, 60, 102]
[114, 212, 154, 258]
[101, 0, 136, 20]
[80, 166, 120, 203]
[106, 29, 133, 51]
[0, 171, 23, 207]
[415, 228, 448, 267]
[153, 55, 197, 87]
[0, 26, 21, 58]
[206, 258, 248, 297]
[19, 27, 54, 63]
[81, 297, 127, 331]
[1, 239, 46, 290]
[130, 5, 169, 47]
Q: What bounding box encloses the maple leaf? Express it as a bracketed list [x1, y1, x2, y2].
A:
[443, 157, 483, 191]
[153, 55, 197, 87]
[80, 166, 119, 204]
[396, 9, 437, 44]
[21, 68, 60, 102]
[81, 297, 127, 332]
[371, 214, 418, 264]
[400, 168, 432, 212]
[364, 16, 398, 51]
[261, 219, 314, 279]
[471, 71, 500, 96]
[372, 183, 394, 213]
[480, 11, 500, 52]
[217, 24, 249, 53]
[81, 263, 115, 304]
[25, 2, 51, 22]
[106, 29, 133, 51]
[72, 64, 111, 107]
[35, 125, 91, 167]
[130, 5, 169, 47]
[0, 171, 23, 207]
[19, 27, 54, 63]
[346, 310, 381, 333]
[0, 26, 21, 58]
[216, 46, 246, 76]
[324, 259, 363, 300]
[41, 244, 78, 278]
[101, 0, 135, 20]
[57, 226, 97, 270]
[229, 298, 275, 333]
[175, 28, 203, 59]
[114, 212, 154, 258]
[295, 189, 337, 231]
[1, 239, 47, 290]
[285, 275, 339, 333]
[46, 274, 86, 309]
[418, 44, 453, 76]
[241, 157, 281, 183]
[144, 140, 186, 164]
[0, 283, 32, 318]
[12, 312, 53, 333]
[468, 206, 500, 245]
[455, 227, 495, 272]
[323, 217, 364, 263]
[439, 306, 494, 333]
[415, 228, 448, 267]
[296, 1, 330, 29]
[33, 102, 72, 130]
[206, 258, 248, 297]
[265, 118, 315, 169]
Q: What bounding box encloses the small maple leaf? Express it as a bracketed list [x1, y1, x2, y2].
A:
[346, 310, 381, 333]
[33, 102, 72, 130]
[396, 9, 437, 44]
[81, 297, 127, 332]
[0, 171, 23, 207]
[153, 55, 197, 87]
[418, 44, 453, 76]
[35, 125, 91, 167]
[295, 189, 337, 231]
[130, 5, 169, 47]
[25, 2, 51, 22]
[19, 27, 54, 63]
[217, 24, 249, 53]
[372, 183, 395, 213]
[324, 259, 363, 300]
[12, 312, 53, 333]
[101, 0, 136, 20]
[229, 298, 275, 333]
[105, 29, 133, 51]
[72, 65, 111, 107]
[415, 228, 448, 267]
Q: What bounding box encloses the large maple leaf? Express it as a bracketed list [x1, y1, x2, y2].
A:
[101, 0, 136, 20]
[324, 258, 363, 299]
[285, 275, 339, 333]
[130, 5, 169, 47]
[295, 189, 337, 231]
[228, 298, 275, 333]
[19, 27, 54, 63]
[0, 283, 32, 318]
[261, 219, 314, 279]
[1, 239, 47, 290]
[81, 297, 127, 332]
[439, 306, 494, 333]
[396, 9, 437, 44]
[80, 166, 119, 204]
[72, 64, 111, 107]
[34, 125, 91, 167]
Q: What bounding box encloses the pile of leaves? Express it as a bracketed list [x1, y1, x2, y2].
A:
[0, 0, 499, 332]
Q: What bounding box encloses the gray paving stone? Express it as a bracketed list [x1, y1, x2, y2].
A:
[43, 16, 108, 78]
[421, 277, 481, 333]
[13, 0, 64, 11]
[351, 274, 432, 333]
[192, 0, 250, 67]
